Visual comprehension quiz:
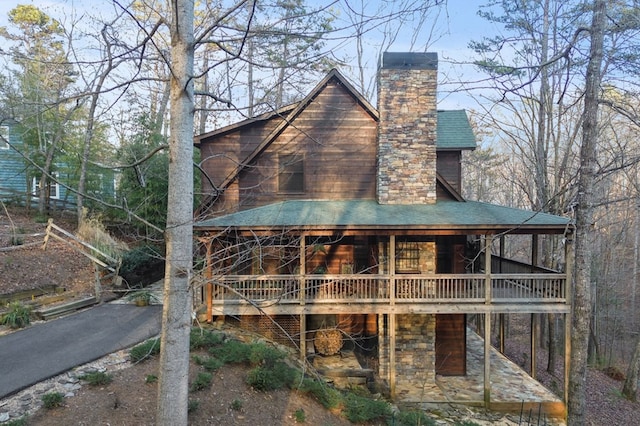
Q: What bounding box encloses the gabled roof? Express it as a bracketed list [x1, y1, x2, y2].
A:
[213, 69, 378, 191]
[437, 110, 476, 150]
[194, 200, 572, 235]
[194, 70, 476, 192]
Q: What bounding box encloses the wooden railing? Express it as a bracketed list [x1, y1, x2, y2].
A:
[196, 272, 566, 307]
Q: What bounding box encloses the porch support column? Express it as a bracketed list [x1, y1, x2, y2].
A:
[499, 314, 505, 354]
[532, 234, 539, 271]
[484, 311, 491, 407]
[531, 314, 537, 379]
[389, 235, 396, 399]
[203, 237, 213, 323]
[483, 235, 492, 406]
[299, 234, 306, 362]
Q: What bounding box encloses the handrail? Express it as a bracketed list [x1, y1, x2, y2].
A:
[199, 272, 567, 306]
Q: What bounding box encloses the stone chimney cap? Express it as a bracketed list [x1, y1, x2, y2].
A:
[382, 52, 438, 70]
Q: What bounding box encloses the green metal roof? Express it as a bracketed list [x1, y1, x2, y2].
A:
[437, 110, 476, 150]
[195, 200, 571, 234]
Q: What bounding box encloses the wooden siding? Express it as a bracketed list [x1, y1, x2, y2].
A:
[239, 81, 378, 209]
[436, 314, 466, 375]
[437, 151, 462, 193]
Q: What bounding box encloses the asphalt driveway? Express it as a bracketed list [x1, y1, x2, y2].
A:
[0, 303, 162, 399]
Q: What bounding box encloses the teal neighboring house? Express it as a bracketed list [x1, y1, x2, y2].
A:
[0, 121, 115, 210]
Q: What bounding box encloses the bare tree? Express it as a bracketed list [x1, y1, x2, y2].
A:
[155, 0, 194, 424]
[568, 1, 606, 424]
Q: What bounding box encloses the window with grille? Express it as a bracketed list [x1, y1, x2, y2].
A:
[396, 242, 420, 273]
[278, 154, 304, 193]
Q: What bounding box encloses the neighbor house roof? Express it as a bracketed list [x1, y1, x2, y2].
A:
[194, 200, 572, 235]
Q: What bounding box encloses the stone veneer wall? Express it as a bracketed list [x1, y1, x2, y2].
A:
[377, 52, 438, 205]
[378, 240, 438, 400]
[395, 314, 436, 400]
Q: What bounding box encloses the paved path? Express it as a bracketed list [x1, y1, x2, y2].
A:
[0, 303, 162, 399]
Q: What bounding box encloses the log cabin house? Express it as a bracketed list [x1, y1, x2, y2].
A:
[193, 52, 574, 417]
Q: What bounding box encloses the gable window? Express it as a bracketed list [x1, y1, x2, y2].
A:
[278, 154, 304, 193]
[32, 173, 60, 199]
[0, 126, 8, 149]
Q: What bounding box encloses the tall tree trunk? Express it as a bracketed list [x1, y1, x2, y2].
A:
[622, 337, 640, 401]
[568, 1, 606, 424]
[156, 0, 194, 424]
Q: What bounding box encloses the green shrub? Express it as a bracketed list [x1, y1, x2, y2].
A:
[343, 393, 392, 423]
[193, 355, 224, 372]
[41, 392, 65, 409]
[120, 244, 159, 274]
[190, 328, 223, 350]
[2, 417, 27, 426]
[130, 338, 160, 362]
[294, 408, 306, 423]
[190, 372, 213, 392]
[248, 342, 286, 366]
[246, 362, 297, 391]
[78, 371, 113, 386]
[209, 339, 251, 364]
[188, 399, 200, 413]
[230, 399, 243, 411]
[145, 374, 158, 384]
[0, 302, 31, 329]
[298, 378, 343, 409]
[393, 409, 436, 426]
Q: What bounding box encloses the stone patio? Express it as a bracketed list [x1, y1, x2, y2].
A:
[313, 328, 565, 421]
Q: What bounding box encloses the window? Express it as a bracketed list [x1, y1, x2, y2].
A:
[0, 126, 8, 149]
[278, 154, 304, 193]
[32, 174, 60, 199]
[396, 241, 420, 273]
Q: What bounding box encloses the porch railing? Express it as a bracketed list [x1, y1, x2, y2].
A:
[197, 273, 566, 306]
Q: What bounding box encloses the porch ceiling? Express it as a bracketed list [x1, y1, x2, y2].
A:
[194, 200, 573, 235]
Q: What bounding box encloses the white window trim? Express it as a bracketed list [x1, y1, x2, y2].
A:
[32, 173, 60, 200]
[0, 126, 9, 150]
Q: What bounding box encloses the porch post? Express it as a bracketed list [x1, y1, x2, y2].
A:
[389, 235, 396, 398]
[484, 235, 492, 303]
[484, 234, 492, 406]
[299, 234, 306, 302]
[532, 234, 539, 270]
[531, 314, 537, 379]
[299, 234, 306, 362]
[484, 311, 491, 407]
[204, 237, 213, 322]
[499, 314, 505, 354]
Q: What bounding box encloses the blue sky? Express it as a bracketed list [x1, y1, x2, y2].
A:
[0, 0, 496, 109]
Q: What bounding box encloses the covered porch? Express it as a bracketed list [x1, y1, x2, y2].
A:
[193, 199, 573, 418]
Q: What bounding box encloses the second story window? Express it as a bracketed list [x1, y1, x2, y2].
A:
[0, 126, 8, 149]
[278, 154, 304, 194]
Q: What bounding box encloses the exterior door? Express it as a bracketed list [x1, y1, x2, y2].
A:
[435, 314, 466, 375]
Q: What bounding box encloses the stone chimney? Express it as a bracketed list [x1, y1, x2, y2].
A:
[377, 52, 438, 205]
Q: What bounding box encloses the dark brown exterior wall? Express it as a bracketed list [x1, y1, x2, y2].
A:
[198, 115, 287, 216]
[238, 80, 377, 210]
[437, 151, 462, 193]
